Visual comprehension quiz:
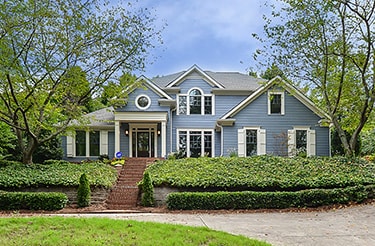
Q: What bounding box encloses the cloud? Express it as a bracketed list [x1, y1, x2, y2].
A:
[141, 0, 266, 48]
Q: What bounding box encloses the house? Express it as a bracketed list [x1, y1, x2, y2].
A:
[62, 65, 331, 161]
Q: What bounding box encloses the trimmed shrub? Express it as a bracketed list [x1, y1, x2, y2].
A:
[77, 173, 91, 207]
[0, 191, 68, 210]
[141, 171, 155, 207]
[166, 186, 369, 210]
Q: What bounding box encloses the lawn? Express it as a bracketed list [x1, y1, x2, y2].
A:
[0, 216, 270, 246]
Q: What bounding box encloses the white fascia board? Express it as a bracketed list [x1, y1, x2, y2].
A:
[137, 76, 174, 100]
[166, 64, 224, 89]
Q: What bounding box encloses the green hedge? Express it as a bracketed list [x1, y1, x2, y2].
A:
[0, 191, 68, 210]
[0, 161, 118, 188]
[147, 156, 375, 190]
[166, 186, 369, 210]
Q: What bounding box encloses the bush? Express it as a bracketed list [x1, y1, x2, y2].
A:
[0, 191, 68, 210]
[77, 173, 91, 207]
[147, 156, 375, 190]
[0, 161, 118, 188]
[141, 171, 155, 207]
[166, 186, 369, 210]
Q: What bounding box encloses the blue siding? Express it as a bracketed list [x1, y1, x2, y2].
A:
[222, 90, 330, 156]
[117, 86, 169, 112]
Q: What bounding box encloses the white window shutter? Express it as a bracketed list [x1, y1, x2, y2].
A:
[308, 129, 316, 156]
[66, 134, 74, 157]
[258, 129, 266, 155]
[237, 129, 245, 157]
[100, 131, 108, 155]
[288, 129, 295, 157]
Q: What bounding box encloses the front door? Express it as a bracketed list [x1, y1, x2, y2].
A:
[131, 127, 156, 157]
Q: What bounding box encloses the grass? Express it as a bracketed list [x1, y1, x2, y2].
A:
[0, 216, 271, 246]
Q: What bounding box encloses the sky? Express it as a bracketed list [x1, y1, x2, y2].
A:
[130, 0, 272, 78]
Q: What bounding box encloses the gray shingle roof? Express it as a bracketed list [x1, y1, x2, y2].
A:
[84, 106, 114, 126]
[151, 70, 266, 91]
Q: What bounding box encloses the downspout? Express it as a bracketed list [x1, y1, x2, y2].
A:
[216, 123, 224, 156]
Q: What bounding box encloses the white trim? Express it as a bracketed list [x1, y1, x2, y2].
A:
[268, 91, 285, 115]
[135, 94, 151, 110]
[129, 123, 158, 158]
[115, 111, 168, 122]
[288, 126, 316, 157]
[166, 64, 224, 89]
[176, 129, 215, 157]
[240, 127, 266, 156]
[177, 87, 214, 115]
[137, 76, 173, 100]
[100, 131, 108, 155]
[115, 121, 120, 154]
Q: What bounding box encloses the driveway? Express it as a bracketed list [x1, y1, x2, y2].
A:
[52, 203, 375, 246]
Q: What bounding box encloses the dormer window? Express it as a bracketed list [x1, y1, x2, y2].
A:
[178, 88, 214, 115]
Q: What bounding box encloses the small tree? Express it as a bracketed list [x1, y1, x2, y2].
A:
[141, 171, 155, 207]
[77, 173, 91, 208]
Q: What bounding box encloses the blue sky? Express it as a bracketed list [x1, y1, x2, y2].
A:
[131, 0, 271, 77]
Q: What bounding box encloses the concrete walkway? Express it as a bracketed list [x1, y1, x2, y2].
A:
[53, 203, 375, 246]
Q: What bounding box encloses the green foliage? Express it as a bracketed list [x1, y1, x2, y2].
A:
[0, 122, 16, 159]
[255, 0, 375, 156]
[0, 161, 118, 188]
[0, 191, 68, 210]
[77, 173, 91, 208]
[141, 171, 155, 207]
[361, 130, 375, 155]
[331, 129, 361, 156]
[166, 186, 369, 210]
[147, 156, 375, 190]
[0, 0, 163, 164]
[32, 133, 63, 164]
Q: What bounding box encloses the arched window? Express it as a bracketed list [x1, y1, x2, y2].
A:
[178, 88, 214, 115]
[189, 89, 202, 114]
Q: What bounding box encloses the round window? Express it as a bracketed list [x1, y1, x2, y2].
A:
[136, 95, 151, 110]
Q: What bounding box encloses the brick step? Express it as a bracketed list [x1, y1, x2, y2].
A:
[105, 158, 161, 209]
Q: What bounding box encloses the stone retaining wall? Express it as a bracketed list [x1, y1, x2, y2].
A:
[10, 187, 111, 205]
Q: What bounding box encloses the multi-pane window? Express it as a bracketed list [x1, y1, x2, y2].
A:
[75, 131, 100, 156]
[296, 130, 307, 152]
[178, 88, 213, 115]
[75, 131, 86, 156]
[246, 129, 257, 156]
[271, 94, 281, 114]
[178, 96, 187, 114]
[204, 96, 212, 114]
[178, 130, 213, 157]
[89, 131, 100, 156]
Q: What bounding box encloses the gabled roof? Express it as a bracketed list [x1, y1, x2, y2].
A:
[151, 66, 264, 92]
[221, 76, 331, 120]
[164, 64, 225, 89]
[136, 75, 174, 100]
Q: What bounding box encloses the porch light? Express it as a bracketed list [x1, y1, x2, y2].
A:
[125, 130, 129, 136]
[157, 130, 161, 135]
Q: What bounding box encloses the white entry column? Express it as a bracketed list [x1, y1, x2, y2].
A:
[161, 121, 167, 158]
[115, 121, 120, 154]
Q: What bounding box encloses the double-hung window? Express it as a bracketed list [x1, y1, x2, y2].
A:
[178, 88, 214, 115]
[74, 131, 100, 157]
[268, 91, 285, 115]
[288, 127, 316, 157]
